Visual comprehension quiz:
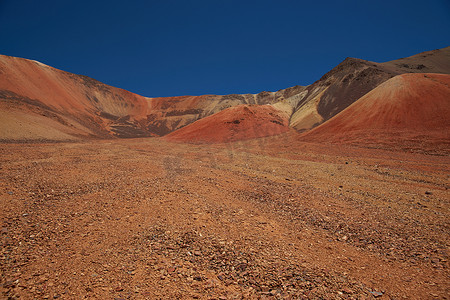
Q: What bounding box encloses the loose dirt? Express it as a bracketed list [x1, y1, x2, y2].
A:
[1, 136, 449, 299]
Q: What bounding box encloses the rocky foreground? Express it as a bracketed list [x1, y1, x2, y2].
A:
[1, 136, 449, 299]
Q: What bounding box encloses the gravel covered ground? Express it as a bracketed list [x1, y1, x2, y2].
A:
[1, 137, 449, 299]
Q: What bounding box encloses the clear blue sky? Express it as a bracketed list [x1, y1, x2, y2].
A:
[0, 0, 449, 97]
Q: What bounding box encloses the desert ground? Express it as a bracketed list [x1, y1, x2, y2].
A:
[1, 134, 448, 299]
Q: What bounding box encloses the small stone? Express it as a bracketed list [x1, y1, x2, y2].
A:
[1, 227, 8, 234]
[3, 280, 15, 288]
[342, 288, 353, 294]
[370, 291, 383, 298]
[193, 251, 201, 256]
[425, 191, 432, 195]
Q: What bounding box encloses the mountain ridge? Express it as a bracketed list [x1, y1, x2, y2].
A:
[1, 47, 449, 144]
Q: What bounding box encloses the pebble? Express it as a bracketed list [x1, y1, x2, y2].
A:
[342, 288, 353, 294]
[370, 290, 383, 298]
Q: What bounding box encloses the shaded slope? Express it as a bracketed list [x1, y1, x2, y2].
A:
[290, 46, 450, 132]
[165, 105, 290, 143]
[301, 73, 450, 150]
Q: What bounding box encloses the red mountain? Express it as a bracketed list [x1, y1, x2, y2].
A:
[301, 73, 450, 151]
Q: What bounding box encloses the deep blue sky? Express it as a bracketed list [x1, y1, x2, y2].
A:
[0, 1, 449, 97]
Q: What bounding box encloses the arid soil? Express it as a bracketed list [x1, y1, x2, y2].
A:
[1, 136, 448, 299]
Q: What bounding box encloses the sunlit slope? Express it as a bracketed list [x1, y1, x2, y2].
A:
[165, 104, 290, 143]
[301, 73, 450, 148]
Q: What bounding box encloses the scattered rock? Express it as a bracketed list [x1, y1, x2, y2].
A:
[0, 137, 447, 299]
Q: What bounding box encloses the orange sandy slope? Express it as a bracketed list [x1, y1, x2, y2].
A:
[301, 73, 450, 147]
[0, 55, 153, 138]
[165, 104, 291, 143]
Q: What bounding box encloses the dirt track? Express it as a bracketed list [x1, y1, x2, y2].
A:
[1, 137, 449, 299]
